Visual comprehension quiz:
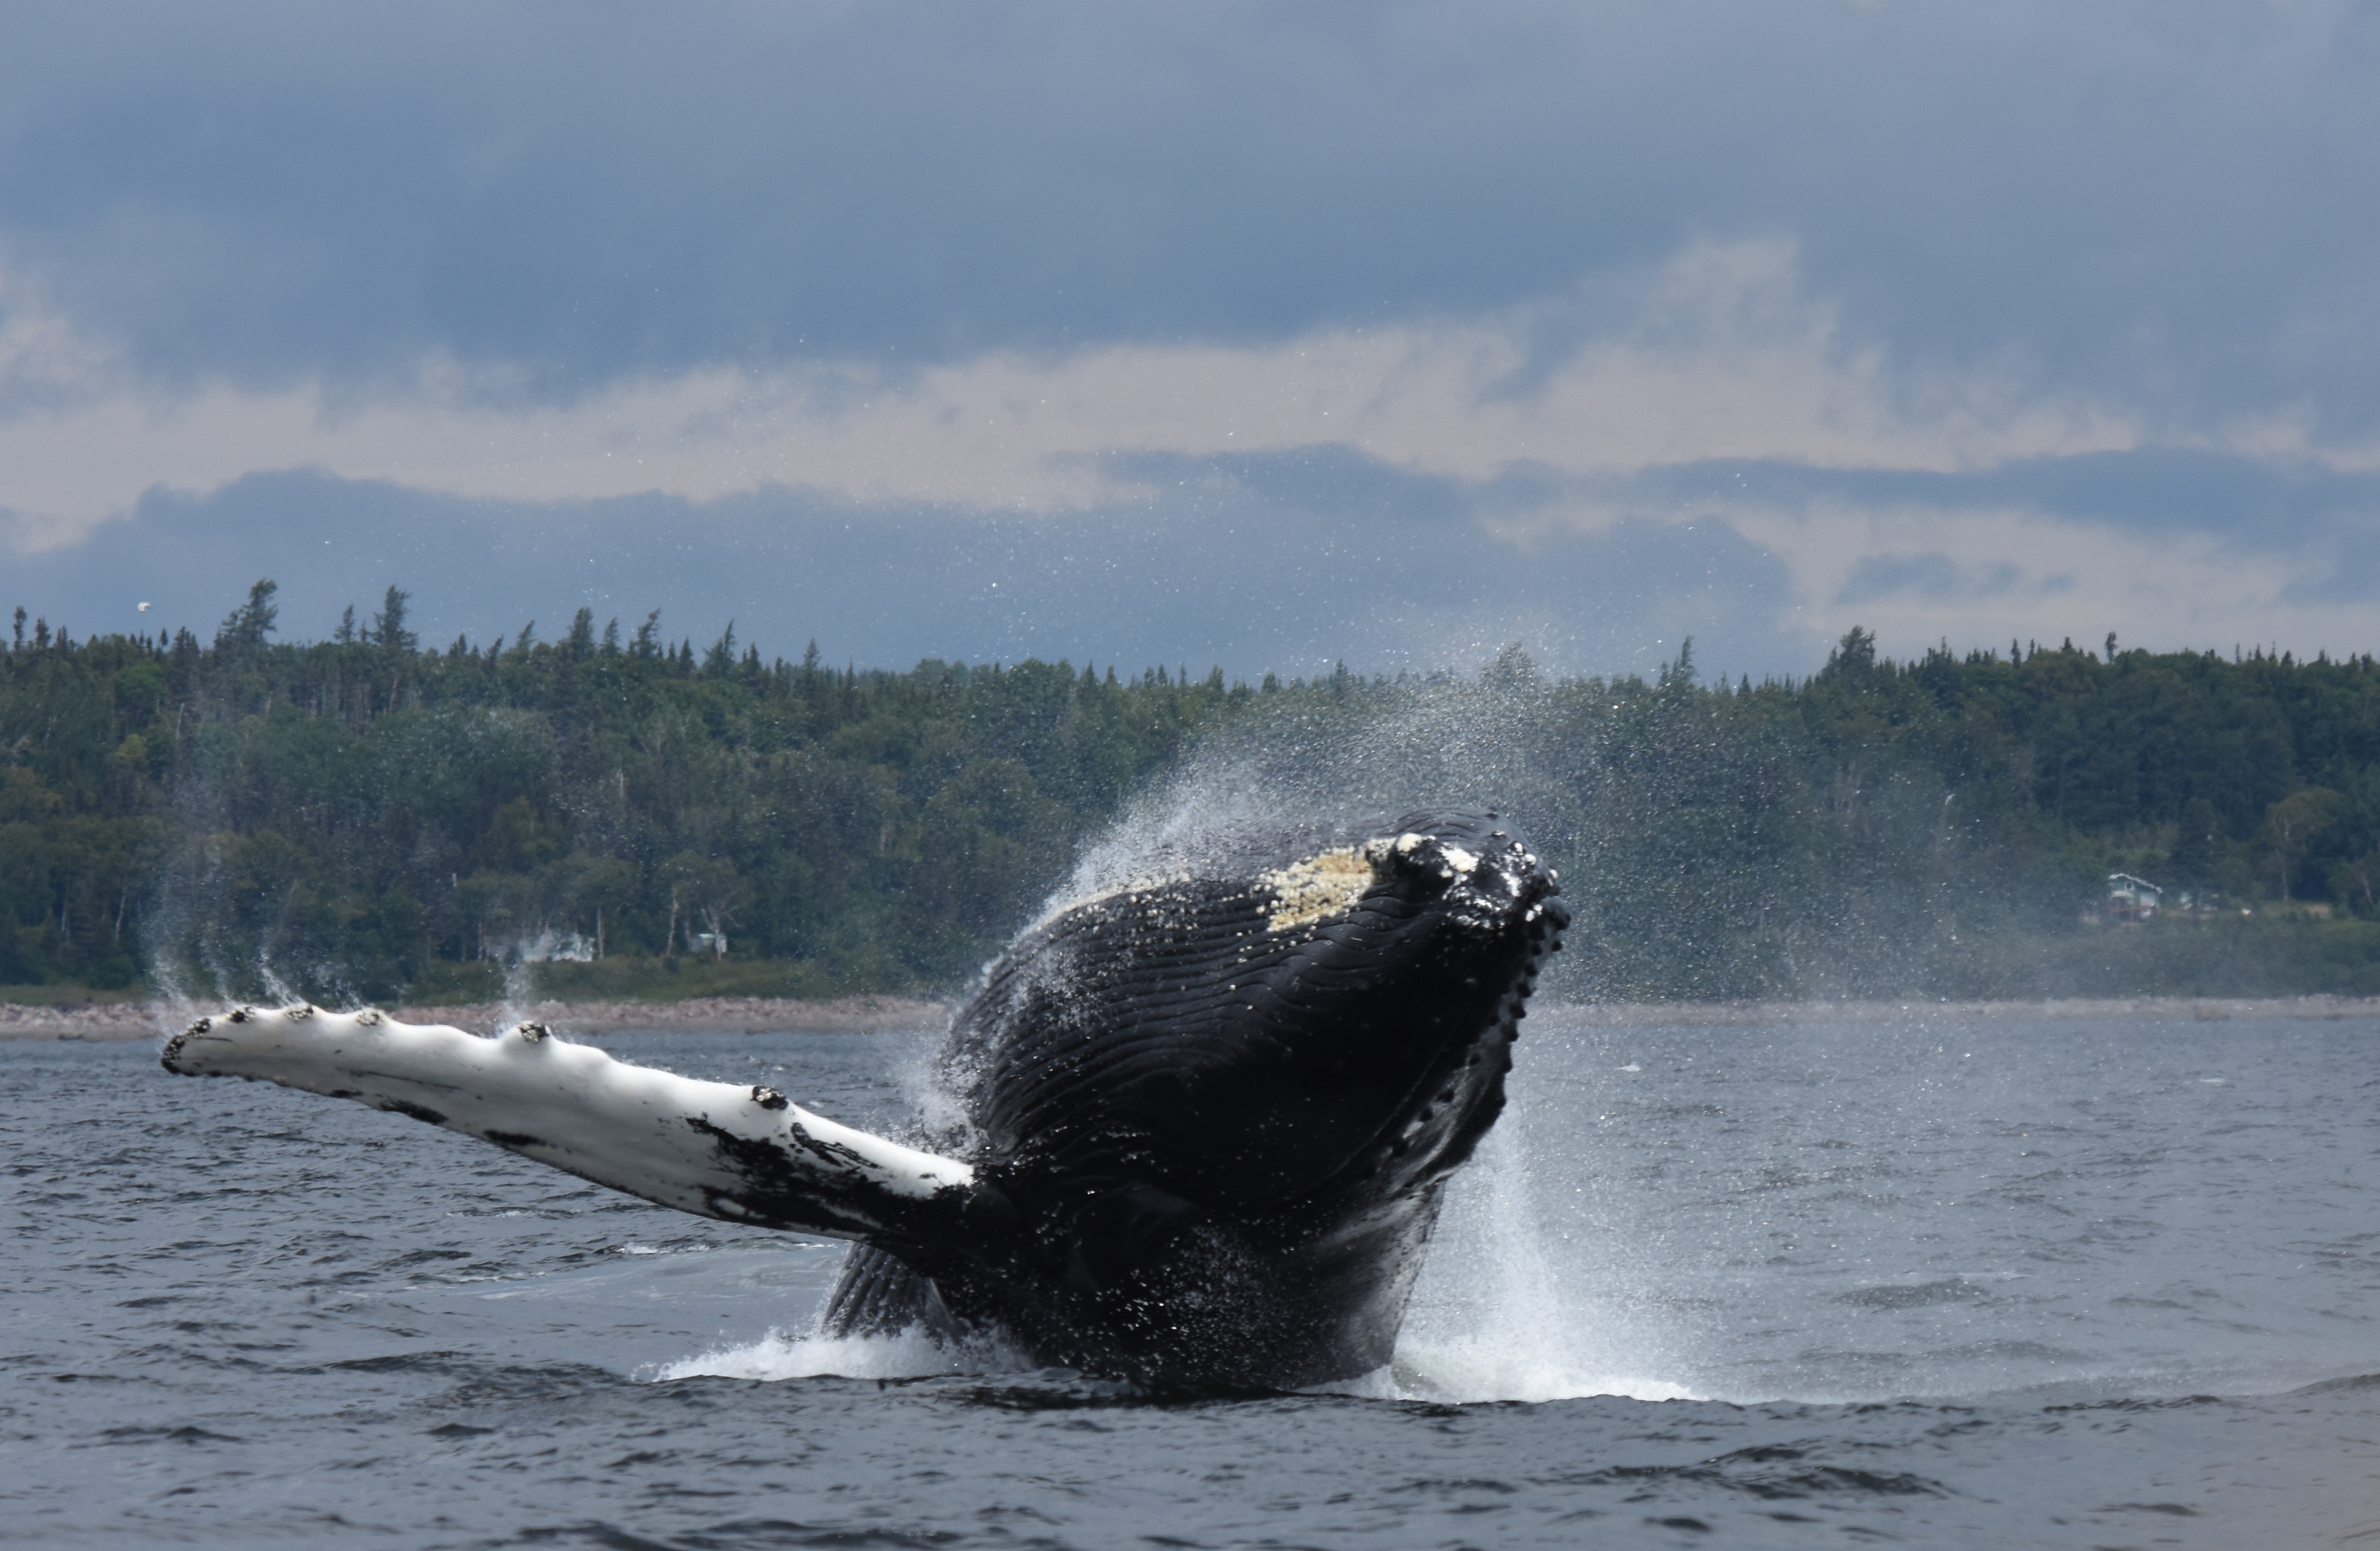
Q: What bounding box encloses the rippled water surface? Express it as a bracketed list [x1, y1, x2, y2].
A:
[7, 1015, 2380, 1547]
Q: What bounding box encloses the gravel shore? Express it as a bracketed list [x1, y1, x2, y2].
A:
[1529, 995, 2380, 1027]
[8, 992, 2380, 1042]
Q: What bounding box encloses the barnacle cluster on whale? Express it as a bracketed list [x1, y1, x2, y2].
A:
[165, 807, 1567, 1386]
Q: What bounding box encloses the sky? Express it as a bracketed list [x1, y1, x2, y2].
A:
[3, 1, 2377, 683]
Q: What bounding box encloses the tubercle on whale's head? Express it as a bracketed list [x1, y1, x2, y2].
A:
[1365, 822, 1568, 943]
[1292, 809, 1568, 986]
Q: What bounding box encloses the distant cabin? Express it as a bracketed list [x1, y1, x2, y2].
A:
[2106, 873, 2163, 921]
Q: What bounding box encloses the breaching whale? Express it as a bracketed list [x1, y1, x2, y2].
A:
[164, 807, 1566, 1386]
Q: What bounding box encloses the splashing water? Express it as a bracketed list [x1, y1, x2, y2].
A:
[254, 951, 301, 1009]
[1052, 675, 1584, 914]
[1392, 1128, 1698, 1404]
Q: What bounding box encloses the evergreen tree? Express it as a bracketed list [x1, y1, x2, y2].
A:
[371, 587, 417, 653]
[216, 579, 279, 650]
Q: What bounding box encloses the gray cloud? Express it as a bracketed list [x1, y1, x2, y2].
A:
[6, 4, 2376, 677]
[1638, 452, 2380, 554]
[3, 460, 1809, 684]
[17, 441, 2380, 678]
[0, 2, 2374, 438]
[1837, 554, 2019, 606]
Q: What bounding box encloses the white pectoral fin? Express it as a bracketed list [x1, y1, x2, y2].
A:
[163, 1007, 976, 1242]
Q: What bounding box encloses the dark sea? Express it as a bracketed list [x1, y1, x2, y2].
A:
[6, 1013, 2379, 1548]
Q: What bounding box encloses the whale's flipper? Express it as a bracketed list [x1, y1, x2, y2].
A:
[162, 1007, 977, 1245]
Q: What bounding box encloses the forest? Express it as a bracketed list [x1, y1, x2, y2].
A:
[7, 579, 2380, 1005]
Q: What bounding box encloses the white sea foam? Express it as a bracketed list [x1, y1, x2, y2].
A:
[1379, 1352, 1698, 1405]
[647, 1325, 1015, 1384]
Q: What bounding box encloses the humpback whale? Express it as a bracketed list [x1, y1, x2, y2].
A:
[164, 807, 1566, 1387]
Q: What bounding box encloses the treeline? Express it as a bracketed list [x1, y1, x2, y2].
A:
[5, 581, 2380, 1003]
[1469, 629, 2380, 998]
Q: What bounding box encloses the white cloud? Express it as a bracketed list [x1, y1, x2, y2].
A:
[1714, 498, 2368, 661]
[2204, 405, 2380, 474]
[0, 243, 2141, 550]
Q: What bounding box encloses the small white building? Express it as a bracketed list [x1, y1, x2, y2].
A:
[2106, 873, 2163, 920]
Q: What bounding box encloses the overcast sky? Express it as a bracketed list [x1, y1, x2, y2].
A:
[4, 1, 2377, 682]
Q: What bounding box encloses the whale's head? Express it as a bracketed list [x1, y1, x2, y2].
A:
[1213, 807, 1567, 1202]
[964, 806, 1566, 1202]
[924, 806, 1567, 1378]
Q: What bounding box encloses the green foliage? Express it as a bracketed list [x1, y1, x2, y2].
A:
[2, 592, 1238, 1002]
[11, 596, 2380, 1004]
[1524, 631, 2380, 999]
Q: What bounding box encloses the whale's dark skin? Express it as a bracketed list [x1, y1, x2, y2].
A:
[162, 806, 1565, 1389]
[824, 807, 1567, 1386]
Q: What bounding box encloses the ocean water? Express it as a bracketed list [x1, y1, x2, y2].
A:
[5, 1014, 2378, 1547]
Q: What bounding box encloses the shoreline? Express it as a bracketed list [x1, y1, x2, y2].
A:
[8, 991, 2380, 1042]
[1525, 995, 2380, 1027]
[0, 995, 955, 1042]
